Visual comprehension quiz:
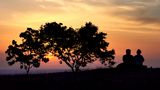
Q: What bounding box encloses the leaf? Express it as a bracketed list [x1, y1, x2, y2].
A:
[42, 58, 49, 63]
[6, 56, 13, 61]
[8, 61, 15, 66]
[33, 59, 40, 68]
[33, 63, 40, 68]
[59, 61, 62, 64]
[82, 63, 86, 67]
[12, 40, 17, 45]
[24, 65, 28, 70]
[19, 32, 25, 38]
[27, 28, 32, 31]
[20, 65, 23, 69]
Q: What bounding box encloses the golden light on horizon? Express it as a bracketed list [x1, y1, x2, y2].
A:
[45, 52, 55, 60]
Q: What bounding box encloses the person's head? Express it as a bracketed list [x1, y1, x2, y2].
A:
[137, 49, 141, 55]
[126, 49, 131, 55]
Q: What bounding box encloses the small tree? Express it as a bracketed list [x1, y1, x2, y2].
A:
[5, 28, 49, 74]
[77, 22, 115, 68]
[39, 22, 80, 72]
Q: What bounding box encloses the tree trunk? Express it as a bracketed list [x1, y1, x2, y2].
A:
[63, 60, 75, 72]
[71, 67, 75, 72]
[75, 67, 80, 72]
[26, 65, 31, 75]
[26, 68, 30, 75]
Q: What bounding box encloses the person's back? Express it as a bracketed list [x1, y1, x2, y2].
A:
[134, 49, 144, 66]
[123, 49, 134, 64]
[123, 55, 134, 64]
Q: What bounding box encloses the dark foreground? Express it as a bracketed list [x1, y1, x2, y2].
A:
[0, 68, 160, 90]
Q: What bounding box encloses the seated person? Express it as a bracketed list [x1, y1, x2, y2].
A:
[134, 49, 144, 66]
[123, 49, 134, 64]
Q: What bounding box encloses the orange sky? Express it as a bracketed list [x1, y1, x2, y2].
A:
[0, 0, 160, 71]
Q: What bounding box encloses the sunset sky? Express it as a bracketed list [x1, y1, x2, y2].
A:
[0, 0, 160, 73]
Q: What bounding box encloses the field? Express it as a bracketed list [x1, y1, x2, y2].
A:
[0, 68, 160, 90]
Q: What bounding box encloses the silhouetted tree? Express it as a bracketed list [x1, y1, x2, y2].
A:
[6, 21, 115, 73]
[5, 28, 49, 74]
[39, 22, 80, 72]
[77, 22, 115, 69]
[39, 22, 115, 72]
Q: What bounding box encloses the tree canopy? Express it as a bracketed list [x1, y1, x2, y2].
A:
[5, 22, 115, 73]
[5, 28, 49, 74]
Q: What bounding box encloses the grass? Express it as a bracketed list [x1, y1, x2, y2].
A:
[0, 68, 160, 90]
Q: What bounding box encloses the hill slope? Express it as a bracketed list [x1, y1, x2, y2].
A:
[0, 68, 160, 90]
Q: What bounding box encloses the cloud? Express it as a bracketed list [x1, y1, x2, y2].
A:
[1, 0, 160, 26]
[0, 0, 65, 25]
[0, 0, 62, 12]
[109, 0, 160, 25]
[64, 0, 160, 25]
[0, 0, 65, 18]
[80, 0, 110, 6]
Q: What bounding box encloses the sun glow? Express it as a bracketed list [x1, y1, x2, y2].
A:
[45, 52, 54, 60]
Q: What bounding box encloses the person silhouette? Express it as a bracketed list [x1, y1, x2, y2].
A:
[134, 49, 144, 66]
[116, 49, 135, 69]
[123, 49, 134, 64]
